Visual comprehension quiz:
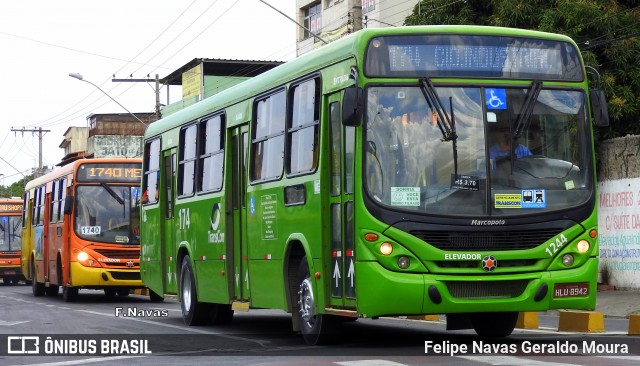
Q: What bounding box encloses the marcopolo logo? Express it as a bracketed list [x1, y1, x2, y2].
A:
[208, 203, 225, 244]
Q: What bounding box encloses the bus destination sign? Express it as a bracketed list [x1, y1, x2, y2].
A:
[0, 203, 22, 213]
[365, 34, 583, 81]
[77, 163, 142, 183]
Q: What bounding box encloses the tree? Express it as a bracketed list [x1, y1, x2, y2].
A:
[0, 174, 33, 199]
[404, 0, 640, 142]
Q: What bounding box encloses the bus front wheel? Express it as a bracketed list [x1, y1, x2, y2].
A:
[180, 255, 210, 325]
[63, 286, 78, 302]
[295, 257, 338, 345]
[471, 312, 518, 337]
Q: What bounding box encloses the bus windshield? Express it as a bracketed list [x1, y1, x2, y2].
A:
[0, 215, 22, 251]
[74, 185, 140, 244]
[364, 85, 591, 216]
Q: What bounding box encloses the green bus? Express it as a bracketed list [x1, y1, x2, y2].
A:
[140, 25, 609, 344]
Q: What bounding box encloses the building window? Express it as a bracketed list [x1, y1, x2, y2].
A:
[362, 0, 375, 14]
[198, 114, 225, 193]
[303, 2, 322, 39]
[287, 78, 319, 175]
[178, 124, 198, 197]
[251, 90, 285, 182]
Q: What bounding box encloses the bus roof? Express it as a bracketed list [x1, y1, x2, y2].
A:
[145, 25, 578, 138]
[23, 157, 142, 191]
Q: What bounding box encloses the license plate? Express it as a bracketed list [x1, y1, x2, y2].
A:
[553, 283, 589, 298]
[3, 270, 16, 275]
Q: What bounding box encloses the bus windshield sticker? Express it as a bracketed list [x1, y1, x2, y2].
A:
[522, 189, 546, 208]
[485, 88, 507, 110]
[451, 174, 480, 191]
[115, 235, 129, 243]
[81, 226, 101, 235]
[390, 187, 421, 206]
[494, 194, 522, 208]
[565, 180, 575, 190]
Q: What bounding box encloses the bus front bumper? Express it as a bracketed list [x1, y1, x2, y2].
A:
[69, 262, 143, 288]
[355, 258, 597, 318]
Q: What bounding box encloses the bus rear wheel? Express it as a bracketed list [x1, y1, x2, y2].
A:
[295, 257, 338, 345]
[45, 285, 59, 296]
[31, 263, 45, 297]
[471, 312, 518, 337]
[149, 289, 164, 303]
[180, 255, 210, 325]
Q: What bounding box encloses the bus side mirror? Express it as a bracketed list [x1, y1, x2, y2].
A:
[342, 86, 363, 127]
[63, 195, 73, 215]
[590, 89, 609, 127]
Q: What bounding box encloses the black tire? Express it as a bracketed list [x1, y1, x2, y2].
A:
[45, 285, 59, 296]
[62, 286, 78, 302]
[210, 304, 234, 325]
[31, 263, 45, 297]
[471, 312, 518, 337]
[104, 288, 117, 297]
[180, 255, 210, 325]
[295, 256, 339, 345]
[116, 288, 130, 297]
[149, 289, 164, 303]
[3, 277, 10, 285]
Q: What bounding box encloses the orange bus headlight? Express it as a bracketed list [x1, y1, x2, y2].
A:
[75, 251, 100, 267]
[77, 252, 89, 261]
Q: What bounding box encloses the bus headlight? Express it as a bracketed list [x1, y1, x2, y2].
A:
[562, 254, 574, 266]
[77, 252, 89, 261]
[379, 242, 393, 256]
[397, 256, 410, 269]
[576, 240, 590, 253]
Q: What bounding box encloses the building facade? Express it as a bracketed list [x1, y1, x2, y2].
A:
[295, 0, 419, 55]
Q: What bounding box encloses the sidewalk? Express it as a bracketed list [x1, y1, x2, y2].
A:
[596, 287, 640, 318]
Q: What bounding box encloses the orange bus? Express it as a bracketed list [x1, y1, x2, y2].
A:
[21, 158, 145, 301]
[0, 198, 24, 284]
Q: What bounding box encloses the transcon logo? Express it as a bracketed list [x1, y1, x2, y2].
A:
[470, 219, 506, 226]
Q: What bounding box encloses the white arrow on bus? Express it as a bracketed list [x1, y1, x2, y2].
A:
[333, 261, 341, 287]
[347, 259, 355, 287]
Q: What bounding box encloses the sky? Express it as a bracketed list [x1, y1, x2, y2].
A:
[0, 0, 297, 187]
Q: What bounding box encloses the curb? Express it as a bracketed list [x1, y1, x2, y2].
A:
[629, 314, 640, 335]
[516, 312, 538, 329]
[558, 310, 604, 332]
[132, 288, 149, 296]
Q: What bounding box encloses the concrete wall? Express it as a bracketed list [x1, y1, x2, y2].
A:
[597, 135, 640, 289]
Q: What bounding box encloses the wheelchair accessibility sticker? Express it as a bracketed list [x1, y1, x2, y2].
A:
[486, 88, 507, 110]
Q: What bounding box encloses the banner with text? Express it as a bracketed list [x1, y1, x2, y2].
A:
[598, 178, 640, 289]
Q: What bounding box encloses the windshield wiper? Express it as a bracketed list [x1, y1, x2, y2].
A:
[419, 78, 457, 142]
[513, 80, 542, 139]
[419, 77, 459, 178]
[101, 183, 125, 205]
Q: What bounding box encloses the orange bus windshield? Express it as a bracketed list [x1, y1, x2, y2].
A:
[74, 184, 140, 244]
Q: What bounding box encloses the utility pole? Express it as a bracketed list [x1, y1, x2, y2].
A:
[11, 127, 51, 175]
[112, 74, 161, 118]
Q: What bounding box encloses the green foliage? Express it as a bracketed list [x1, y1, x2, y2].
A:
[0, 174, 33, 199]
[405, 0, 640, 141]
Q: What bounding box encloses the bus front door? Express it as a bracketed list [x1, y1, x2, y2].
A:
[228, 124, 250, 305]
[161, 149, 177, 294]
[328, 92, 357, 307]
